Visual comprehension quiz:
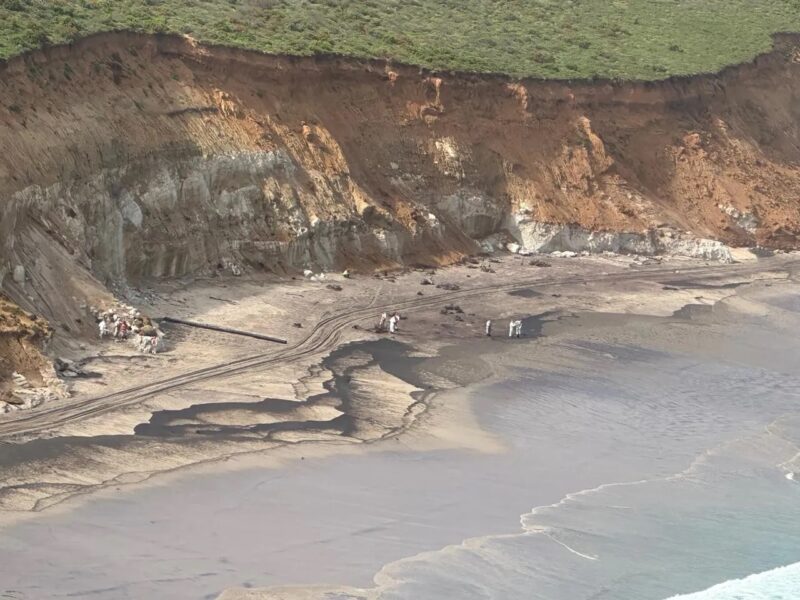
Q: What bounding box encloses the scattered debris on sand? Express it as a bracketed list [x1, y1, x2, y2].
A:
[529, 259, 552, 267]
[441, 304, 465, 315]
[90, 302, 164, 355]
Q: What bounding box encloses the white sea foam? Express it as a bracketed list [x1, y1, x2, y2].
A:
[663, 562, 800, 599]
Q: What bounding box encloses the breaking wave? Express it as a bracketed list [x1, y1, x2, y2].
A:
[664, 562, 800, 599]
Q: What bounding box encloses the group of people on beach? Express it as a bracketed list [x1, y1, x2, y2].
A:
[98, 315, 130, 340]
[377, 311, 402, 334]
[376, 312, 523, 338]
[98, 313, 160, 354]
[485, 319, 523, 338]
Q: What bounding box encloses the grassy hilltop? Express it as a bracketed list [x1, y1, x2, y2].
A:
[1, 0, 799, 79]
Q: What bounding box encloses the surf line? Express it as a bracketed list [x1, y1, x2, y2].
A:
[527, 526, 598, 561]
[764, 418, 800, 477]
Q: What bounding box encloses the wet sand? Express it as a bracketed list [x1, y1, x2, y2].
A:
[2, 253, 767, 517]
[2, 270, 800, 599]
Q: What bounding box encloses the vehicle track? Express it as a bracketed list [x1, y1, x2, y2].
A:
[1, 259, 795, 440]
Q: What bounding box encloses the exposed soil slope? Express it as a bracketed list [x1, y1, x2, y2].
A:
[0, 294, 52, 405]
[0, 32, 799, 335]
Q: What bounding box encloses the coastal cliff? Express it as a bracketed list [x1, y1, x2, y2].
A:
[0, 32, 799, 343]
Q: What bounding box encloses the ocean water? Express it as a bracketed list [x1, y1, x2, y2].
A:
[360, 360, 800, 600]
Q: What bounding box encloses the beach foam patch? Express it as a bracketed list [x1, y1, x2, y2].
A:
[664, 562, 800, 599]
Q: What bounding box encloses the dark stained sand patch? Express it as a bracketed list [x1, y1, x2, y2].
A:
[0, 340, 431, 513]
[135, 340, 425, 439]
[662, 279, 746, 290]
[672, 304, 715, 320]
[507, 288, 543, 299]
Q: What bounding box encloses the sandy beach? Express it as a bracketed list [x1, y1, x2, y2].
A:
[1, 252, 772, 517]
[1, 254, 799, 599]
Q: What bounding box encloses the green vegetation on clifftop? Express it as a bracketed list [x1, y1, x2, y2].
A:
[1, 0, 799, 79]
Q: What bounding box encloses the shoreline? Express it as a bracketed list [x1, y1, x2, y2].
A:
[216, 283, 800, 600]
[0, 255, 795, 527]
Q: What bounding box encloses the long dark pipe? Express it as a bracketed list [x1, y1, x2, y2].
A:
[160, 317, 288, 344]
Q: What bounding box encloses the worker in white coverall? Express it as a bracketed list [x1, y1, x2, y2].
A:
[508, 320, 515, 338]
[515, 320, 523, 338]
[379, 312, 388, 331]
[389, 315, 398, 334]
[485, 319, 492, 337]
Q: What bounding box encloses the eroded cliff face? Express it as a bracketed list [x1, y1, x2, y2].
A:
[1, 33, 800, 328]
